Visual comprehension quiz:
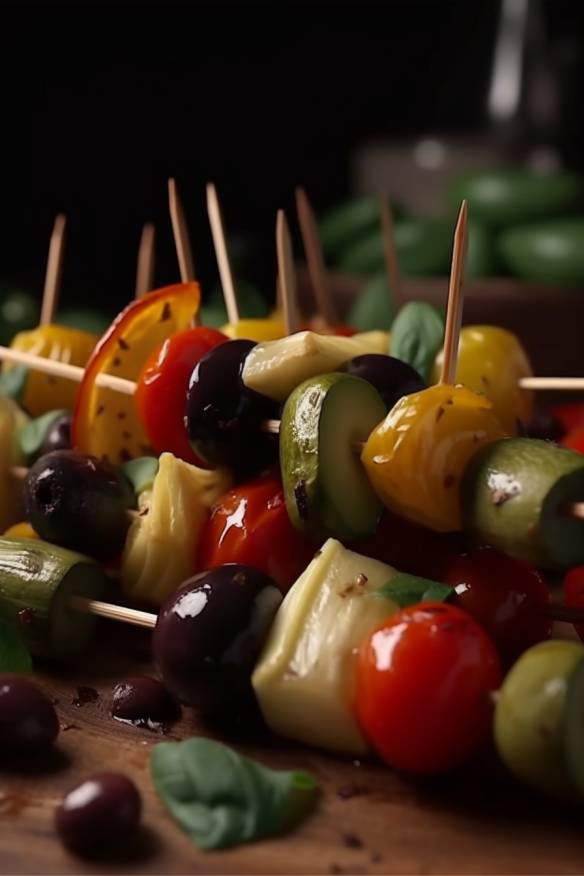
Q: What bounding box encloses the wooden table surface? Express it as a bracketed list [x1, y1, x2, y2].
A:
[2, 623, 584, 876]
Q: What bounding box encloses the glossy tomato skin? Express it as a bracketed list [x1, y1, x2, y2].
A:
[355, 602, 502, 774]
[135, 327, 226, 464]
[561, 427, 584, 454]
[442, 546, 552, 666]
[563, 566, 584, 641]
[198, 474, 317, 594]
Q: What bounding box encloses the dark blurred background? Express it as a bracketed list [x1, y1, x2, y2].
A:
[2, 1, 583, 315]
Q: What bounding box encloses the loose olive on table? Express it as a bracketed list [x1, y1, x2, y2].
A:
[24, 450, 136, 562]
[152, 565, 282, 718]
[55, 772, 142, 856]
[111, 676, 180, 727]
[0, 674, 59, 754]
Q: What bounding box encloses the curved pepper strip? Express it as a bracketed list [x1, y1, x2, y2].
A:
[72, 282, 200, 464]
[8, 325, 98, 415]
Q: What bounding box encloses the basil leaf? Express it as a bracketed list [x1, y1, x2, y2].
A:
[18, 409, 67, 463]
[377, 572, 454, 609]
[122, 456, 159, 496]
[390, 301, 445, 381]
[151, 737, 317, 851]
[0, 366, 29, 403]
[0, 619, 33, 672]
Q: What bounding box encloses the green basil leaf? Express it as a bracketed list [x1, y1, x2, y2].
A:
[122, 456, 159, 496]
[18, 409, 67, 463]
[150, 737, 317, 851]
[390, 301, 445, 381]
[0, 619, 33, 672]
[0, 366, 29, 403]
[377, 572, 454, 609]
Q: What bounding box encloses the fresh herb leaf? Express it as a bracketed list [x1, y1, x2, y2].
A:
[390, 301, 445, 381]
[18, 409, 67, 463]
[0, 619, 33, 672]
[0, 366, 29, 403]
[377, 572, 454, 609]
[150, 737, 317, 851]
[122, 456, 159, 497]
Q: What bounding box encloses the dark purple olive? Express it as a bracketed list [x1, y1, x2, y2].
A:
[339, 354, 425, 411]
[111, 676, 180, 727]
[24, 450, 135, 562]
[153, 565, 282, 717]
[526, 406, 565, 442]
[185, 340, 278, 477]
[40, 413, 72, 456]
[0, 675, 59, 754]
[55, 772, 141, 856]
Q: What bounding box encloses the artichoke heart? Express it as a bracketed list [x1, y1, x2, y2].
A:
[121, 452, 231, 606]
[252, 538, 398, 754]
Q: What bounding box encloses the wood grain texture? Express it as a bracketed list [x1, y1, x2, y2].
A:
[1, 623, 584, 874]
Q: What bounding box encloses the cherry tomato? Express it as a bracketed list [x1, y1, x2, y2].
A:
[198, 474, 317, 594]
[561, 426, 584, 454]
[354, 511, 467, 580]
[551, 403, 584, 434]
[135, 326, 226, 464]
[354, 602, 502, 774]
[563, 566, 584, 641]
[441, 547, 551, 665]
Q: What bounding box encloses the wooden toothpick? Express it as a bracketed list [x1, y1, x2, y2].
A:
[134, 222, 156, 299]
[520, 377, 584, 391]
[276, 210, 299, 336]
[206, 182, 239, 324]
[439, 201, 468, 386]
[295, 187, 338, 326]
[168, 178, 197, 284]
[379, 197, 401, 311]
[40, 214, 66, 326]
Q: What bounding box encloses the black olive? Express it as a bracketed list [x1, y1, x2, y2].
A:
[526, 406, 565, 442]
[185, 340, 278, 477]
[24, 450, 135, 561]
[339, 354, 426, 411]
[111, 676, 180, 727]
[55, 772, 141, 856]
[40, 413, 72, 455]
[0, 674, 59, 754]
[152, 565, 282, 717]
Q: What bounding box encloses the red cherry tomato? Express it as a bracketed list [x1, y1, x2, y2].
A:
[354, 602, 502, 774]
[355, 512, 466, 580]
[563, 566, 584, 641]
[551, 403, 584, 434]
[135, 327, 226, 464]
[441, 546, 551, 665]
[561, 426, 584, 454]
[198, 475, 317, 594]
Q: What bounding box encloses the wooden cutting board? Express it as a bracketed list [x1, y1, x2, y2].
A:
[1, 622, 584, 875]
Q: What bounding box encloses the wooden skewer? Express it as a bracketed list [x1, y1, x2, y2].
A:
[206, 182, 239, 325]
[168, 178, 197, 284]
[40, 214, 67, 326]
[66, 593, 584, 632]
[520, 377, 584, 391]
[134, 223, 156, 300]
[0, 345, 135, 395]
[295, 187, 338, 327]
[276, 211, 299, 336]
[568, 502, 584, 520]
[69, 595, 156, 630]
[439, 201, 468, 386]
[379, 197, 402, 311]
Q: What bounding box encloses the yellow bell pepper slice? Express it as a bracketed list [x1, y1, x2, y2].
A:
[220, 318, 286, 342]
[3, 522, 38, 540]
[8, 325, 98, 416]
[361, 384, 507, 532]
[0, 395, 29, 533]
[72, 282, 200, 464]
[432, 326, 534, 435]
